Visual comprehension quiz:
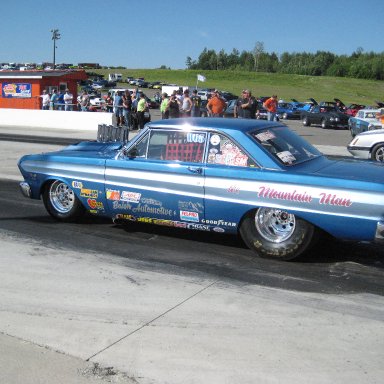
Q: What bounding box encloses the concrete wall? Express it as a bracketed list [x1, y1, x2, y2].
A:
[0, 108, 115, 130]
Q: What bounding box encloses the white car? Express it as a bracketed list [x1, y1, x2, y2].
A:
[348, 109, 382, 137]
[347, 129, 384, 162]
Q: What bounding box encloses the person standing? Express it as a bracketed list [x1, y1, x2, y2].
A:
[167, 94, 180, 118]
[80, 90, 90, 112]
[113, 90, 123, 125]
[206, 90, 226, 117]
[181, 89, 192, 117]
[40, 90, 50, 110]
[160, 93, 169, 119]
[63, 89, 73, 111]
[263, 95, 278, 121]
[105, 92, 113, 112]
[136, 93, 147, 130]
[191, 89, 202, 117]
[57, 90, 65, 110]
[235, 90, 256, 119]
[50, 89, 58, 110]
[122, 90, 132, 128]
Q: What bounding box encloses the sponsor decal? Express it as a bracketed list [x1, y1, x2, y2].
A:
[258, 186, 312, 203]
[89, 210, 99, 214]
[187, 133, 205, 143]
[2, 83, 31, 98]
[80, 189, 98, 198]
[115, 214, 136, 221]
[180, 210, 199, 222]
[319, 193, 352, 207]
[112, 201, 132, 210]
[187, 223, 210, 231]
[72, 181, 83, 189]
[106, 189, 120, 200]
[213, 227, 225, 233]
[255, 131, 276, 142]
[210, 134, 221, 146]
[258, 185, 353, 207]
[121, 191, 141, 203]
[276, 151, 296, 164]
[140, 198, 162, 206]
[202, 219, 237, 227]
[178, 201, 204, 213]
[227, 185, 240, 194]
[87, 199, 104, 210]
[132, 204, 174, 216]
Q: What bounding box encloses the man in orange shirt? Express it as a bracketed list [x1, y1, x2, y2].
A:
[263, 94, 278, 121]
[206, 90, 226, 117]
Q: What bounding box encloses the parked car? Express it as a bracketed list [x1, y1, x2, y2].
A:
[348, 109, 382, 137]
[88, 95, 106, 111]
[148, 81, 161, 89]
[301, 105, 349, 129]
[344, 103, 366, 117]
[348, 129, 384, 162]
[18, 118, 384, 261]
[276, 102, 301, 120]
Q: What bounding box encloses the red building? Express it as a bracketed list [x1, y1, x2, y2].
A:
[0, 70, 87, 109]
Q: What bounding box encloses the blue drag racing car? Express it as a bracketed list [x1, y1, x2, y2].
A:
[18, 118, 384, 261]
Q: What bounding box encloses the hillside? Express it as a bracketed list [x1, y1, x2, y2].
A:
[91, 69, 384, 105]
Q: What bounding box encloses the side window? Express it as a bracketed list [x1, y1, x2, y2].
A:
[127, 132, 149, 158]
[207, 133, 256, 167]
[147, 130, 206, 163]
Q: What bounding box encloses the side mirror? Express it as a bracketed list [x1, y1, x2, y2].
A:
[123, 147, 138, 158]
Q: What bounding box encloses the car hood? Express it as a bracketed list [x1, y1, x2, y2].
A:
[354, 128, 384, 137]
[19, 141, 124, 165]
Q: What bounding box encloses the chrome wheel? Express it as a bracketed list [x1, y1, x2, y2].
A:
[49, 180, 75, 213]
[254, 208, 296, 243]
[373, 145, 384, 162]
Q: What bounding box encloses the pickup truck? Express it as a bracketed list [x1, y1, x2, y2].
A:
[300, 105, 349, 129]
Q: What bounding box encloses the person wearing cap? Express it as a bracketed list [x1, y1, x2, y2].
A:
[206, 90, 226, 117]
[263, 94, 278, 121]
[40, 89, 50, 110]
[191, 89, 202, 117]
[235, 90, 256, 119]
[63, 89, 73, 111]
[160, 92, 169, 119]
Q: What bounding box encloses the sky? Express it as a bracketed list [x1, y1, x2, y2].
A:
[1, 0, 383, 69]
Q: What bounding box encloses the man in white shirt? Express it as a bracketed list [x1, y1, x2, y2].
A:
[63, 89, 73, 111]
[40, 90, 50, 110]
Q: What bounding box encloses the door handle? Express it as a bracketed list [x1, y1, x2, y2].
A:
[187, 166, 202, 174]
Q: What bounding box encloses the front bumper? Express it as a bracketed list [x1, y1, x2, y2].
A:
[19, 181, 31, 198]
[347, 146, 370, 160]
[375, 222, 384, 243]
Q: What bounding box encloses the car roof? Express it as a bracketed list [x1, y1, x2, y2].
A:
[148, 117, 283, 133]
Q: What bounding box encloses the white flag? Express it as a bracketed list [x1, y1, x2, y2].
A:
[197, 74, 206, 82]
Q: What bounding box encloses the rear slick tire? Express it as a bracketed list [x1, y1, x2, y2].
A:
[239, 208, 318, 261]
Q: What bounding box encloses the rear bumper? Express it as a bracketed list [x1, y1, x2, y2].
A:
[19, 181, 31, 198]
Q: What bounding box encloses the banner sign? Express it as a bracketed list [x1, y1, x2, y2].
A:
[2, 83, 32, 98]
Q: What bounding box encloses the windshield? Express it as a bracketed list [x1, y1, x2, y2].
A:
[250, 126, 322, 166]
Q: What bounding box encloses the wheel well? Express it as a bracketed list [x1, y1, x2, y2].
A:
[370, 142, 384, 154]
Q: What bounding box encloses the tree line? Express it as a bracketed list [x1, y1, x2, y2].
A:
[186, 44, 384, 80]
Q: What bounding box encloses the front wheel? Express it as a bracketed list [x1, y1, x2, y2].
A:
[43, 180, 85, 222]
[239, 208, 318, 261]
[302, 117, 310, 126]
[371, 143, 384, 162]
[321, 119, 328, 129]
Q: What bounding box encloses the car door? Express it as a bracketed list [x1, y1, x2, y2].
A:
[203, 132, 259, 233]
[104, 128, 206, 228]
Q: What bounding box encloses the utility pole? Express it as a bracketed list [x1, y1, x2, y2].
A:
[51, 29, 61, 69]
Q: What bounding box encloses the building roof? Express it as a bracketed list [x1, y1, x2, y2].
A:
[0, 69, 87, 80]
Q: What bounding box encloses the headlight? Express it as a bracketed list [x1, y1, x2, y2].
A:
[329, 117, 335, 121]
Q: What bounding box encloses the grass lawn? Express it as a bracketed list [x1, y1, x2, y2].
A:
[91, 68, 384, 106]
